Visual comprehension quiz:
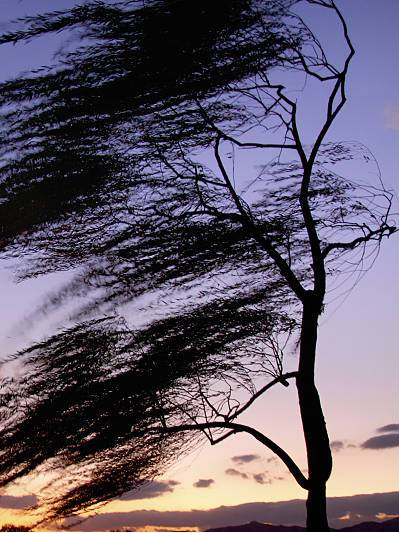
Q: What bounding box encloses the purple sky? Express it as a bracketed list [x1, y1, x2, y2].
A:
[0, 1, 398, 530]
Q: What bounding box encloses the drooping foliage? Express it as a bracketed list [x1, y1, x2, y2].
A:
[0, 0, 297, 266]
[0, 293, 295, 520]
[0, 0, 310, 520]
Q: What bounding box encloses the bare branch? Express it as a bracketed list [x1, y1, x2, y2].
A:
[195, 99, 298, 150]
[214, 135, 307, 302]
[229, 372, 298, 421]
[145, 421, 309, 490]
[322, 225, 397, 259]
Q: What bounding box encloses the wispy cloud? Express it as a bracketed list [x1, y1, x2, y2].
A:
[361, 433, 399, 450]
[119, 480, 180, 501]
[231, 454, 261, 465]
[0, 494, 37, 509]
[226, 468, 283, 486]
[193, 479, 214, 489]
[252, 472, 272, 485]
[330, 440, 345, 453]
[384, 104, 399, 129]
[330, 440, 356, 453]
[225, 468, 249, 479]
[361, 423, 399, 450]
[377, 423, 399, 433]
[252, 472, 285, 485]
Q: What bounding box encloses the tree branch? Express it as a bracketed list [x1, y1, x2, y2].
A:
[145, 420, 309, 490]
[322, 224, 397, 259]
[292, 1, 356, 302]
[195, 100, 298, 150]
[229, 372, 298, 421]
[214, 135, 307, 302]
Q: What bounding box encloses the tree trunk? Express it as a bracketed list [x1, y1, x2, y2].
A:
[306, 482, 329, 531]
[297, 293, 332, 531]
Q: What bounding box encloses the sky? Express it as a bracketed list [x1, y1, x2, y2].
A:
[0, 0, 398, 530]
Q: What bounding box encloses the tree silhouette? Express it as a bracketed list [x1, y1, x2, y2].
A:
[0, 1, 396, 531]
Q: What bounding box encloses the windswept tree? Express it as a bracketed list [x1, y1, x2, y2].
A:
[0, 0, 396, 530]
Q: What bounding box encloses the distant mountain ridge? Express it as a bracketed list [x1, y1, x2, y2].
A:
[207, 520, 305, 531]
[206, 516, 399, 532]
[339, 517, 399, 531]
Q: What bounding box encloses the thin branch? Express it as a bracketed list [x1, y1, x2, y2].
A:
[210, 429, 236, 445]
[229, 372, 298, 421]
[144, 420, 309, 490]
[292, 1, 356, 302]
[214, 135, 307, 302]
[322, 225, 397, 259]
[195, 100, 297, 150]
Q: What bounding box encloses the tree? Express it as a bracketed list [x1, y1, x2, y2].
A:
[0, 0, 396, 530]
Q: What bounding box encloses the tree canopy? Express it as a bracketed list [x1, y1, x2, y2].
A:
[0, 0, 297, 270]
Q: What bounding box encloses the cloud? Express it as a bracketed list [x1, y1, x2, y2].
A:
[225, 468, 249, 479]
[376, 512, 399, 520]
[361, 433, 399, 450]
[384, 104, 399, 129]
[330, 440, 357, 452]
[330, 440, 345, 453]
[63, 491, 399, 531]
[226, 468, 283, 486]
[377, 424, 399, 433]
[119, 480, 180, 501]
[231, 454, 261, 465]
[0, 494, 37, 509]
[193, 479, 214, 489]
[251, 472, 284, 485]
[252, 472, 272, 485]
[337, 511, 363, 523]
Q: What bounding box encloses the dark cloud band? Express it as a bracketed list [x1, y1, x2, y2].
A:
[361, 433, 399, 450]
[63, 491, 399, 531]
[377, 424, 399, 433]
[119, 480, 179, 501]
[0, 494, 37, 509]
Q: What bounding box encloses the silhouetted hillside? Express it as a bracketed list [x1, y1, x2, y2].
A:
[207, 521, 305, 531]
[340, 517, 399, 531]
[206, 516, 399, 532]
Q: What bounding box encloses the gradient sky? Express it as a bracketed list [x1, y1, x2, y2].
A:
[0, 0, 398, 530]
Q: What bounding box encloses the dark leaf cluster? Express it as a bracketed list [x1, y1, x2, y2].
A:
[0, 288, 294, 520]
[0, 0, 298, 266]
